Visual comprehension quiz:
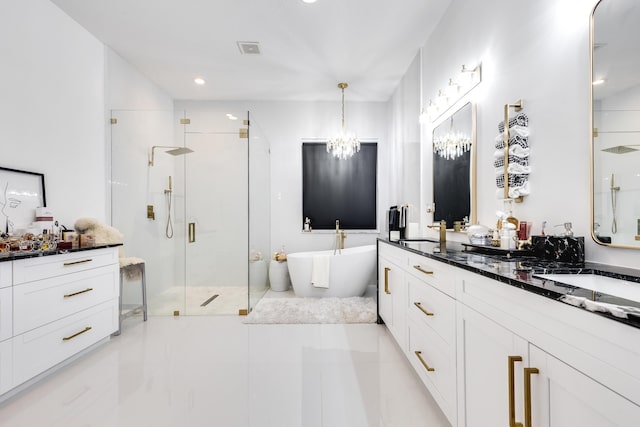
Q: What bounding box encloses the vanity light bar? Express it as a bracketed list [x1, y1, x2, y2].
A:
[421, 64, 482, 124]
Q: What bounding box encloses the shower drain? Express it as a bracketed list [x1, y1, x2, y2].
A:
[200, 294, 219, 307]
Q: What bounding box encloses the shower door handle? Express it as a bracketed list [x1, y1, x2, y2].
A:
[188, 222, 196, 243]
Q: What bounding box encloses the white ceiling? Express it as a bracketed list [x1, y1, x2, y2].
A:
[51, 0, 452, 102]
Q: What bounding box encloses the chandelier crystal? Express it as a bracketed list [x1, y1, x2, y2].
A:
[327, 82, 360, 160]
[433, 117, 471, 160]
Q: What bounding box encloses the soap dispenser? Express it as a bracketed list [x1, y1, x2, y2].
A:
[555, 222, 574, 237]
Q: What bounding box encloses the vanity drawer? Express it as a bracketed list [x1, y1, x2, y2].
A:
[13, 264, 118, 335]
[0, 263, 11, 289]
[407, 275, 455, 346]
[0, 287, 12, 342]
[378, 242, 409, 266]
[407, 317, 456, 423]
[12, 300, 117, 387]
[407, 252, 455, 297]
[13, 248, 118, 285]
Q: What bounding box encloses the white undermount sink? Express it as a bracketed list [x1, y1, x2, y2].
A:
[534, 273, 640, 303]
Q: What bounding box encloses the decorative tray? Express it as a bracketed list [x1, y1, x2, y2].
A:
[461, 242, 532, 258]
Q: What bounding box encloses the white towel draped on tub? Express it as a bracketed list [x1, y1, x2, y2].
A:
[311, 255, 331, 288]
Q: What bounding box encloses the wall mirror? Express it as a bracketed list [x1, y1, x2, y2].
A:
[591, 0, 640, 248]
[432, 102, 476, 229]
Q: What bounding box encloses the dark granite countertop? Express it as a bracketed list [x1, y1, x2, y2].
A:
[0, 243, 123, 263]
[379, 238, 640, 329]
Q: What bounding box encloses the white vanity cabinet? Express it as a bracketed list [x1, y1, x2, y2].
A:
[530, 345, 640, 427]
[378, 241, 640, 427]
[378, 241, 458, 425]
[456, 269, 640, 427]
[405, 252, 457, 423]
[0, 262, 12, 342]
[0, 262, 13, 394]
[456, 302, 529, 427]
[378, 243, 407, 349]
[0, 247, 120, 397]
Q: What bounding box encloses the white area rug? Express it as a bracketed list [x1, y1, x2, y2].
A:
[243, 297, 377, 324]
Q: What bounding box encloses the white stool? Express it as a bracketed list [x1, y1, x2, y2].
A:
[269, 260, 291, 292]
[114, 257, 148, 335]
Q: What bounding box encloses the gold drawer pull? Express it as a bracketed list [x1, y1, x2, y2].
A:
[413, 265, 434, 275]
[188, 222, 196, 243]
[414, 350, 435, 372]
[414, 302, 434, 316]
[508, 355, 523, 427]
[63, 259, 93, 267]
[524, 367, 539, 427]
[64, 288, 94, 298]
[62, 326, 92, 341]
[384, 267, 391, 294]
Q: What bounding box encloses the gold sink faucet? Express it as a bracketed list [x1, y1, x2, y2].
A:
[427, 220, 447, 253]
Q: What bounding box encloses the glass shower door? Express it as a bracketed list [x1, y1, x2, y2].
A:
[183, 127, 248, 315]
[247, 112, 271, 313]
[110, 109, 185, 315]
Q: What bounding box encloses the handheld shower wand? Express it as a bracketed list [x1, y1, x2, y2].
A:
[610, 173, 620, 234]
[165, 176, 174, 238]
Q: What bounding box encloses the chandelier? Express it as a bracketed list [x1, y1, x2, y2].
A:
[433, 117, 471, 160]
[327, 82, 360, 160]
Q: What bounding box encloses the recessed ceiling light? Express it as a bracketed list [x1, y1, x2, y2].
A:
[592, 79, 606, 85]
[302, 0, 317, 3]
[194, 77, 206, 85]
[226, 113, 238, 120]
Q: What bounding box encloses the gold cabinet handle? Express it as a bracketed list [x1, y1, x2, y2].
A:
[384, 267, 391, 294]
[414, 302, 434, 316]
[64, 288, 94, 298]
[62, 326, 92, 341]
[524, 367, 539, 427]
[414, 350, 435, 372]
[63, 259, 93, 267]
[413, 265, 434, 275]
[508, 355, 524, 427]
[188, 222, 196, 243]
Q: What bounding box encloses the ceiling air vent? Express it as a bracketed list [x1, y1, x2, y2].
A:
[237, 41, 261, 55]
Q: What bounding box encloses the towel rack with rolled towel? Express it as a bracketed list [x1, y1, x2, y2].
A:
[496, 99, 530, 203]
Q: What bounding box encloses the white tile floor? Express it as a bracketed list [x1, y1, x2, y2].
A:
[0, 316, 451, 427]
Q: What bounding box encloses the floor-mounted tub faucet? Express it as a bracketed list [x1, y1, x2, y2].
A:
[334, 220, 347, 254]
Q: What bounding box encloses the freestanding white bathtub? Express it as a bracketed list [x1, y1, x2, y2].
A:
[287, 245, 376, 297]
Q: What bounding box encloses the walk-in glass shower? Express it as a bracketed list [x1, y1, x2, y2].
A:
[110, 109, 270, 315]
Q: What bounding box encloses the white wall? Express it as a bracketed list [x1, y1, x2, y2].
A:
[388, 53, 422, 226]
[0, 0, 106, 230]
[412, 0, 640, 267]
[176, 100, 390, 255]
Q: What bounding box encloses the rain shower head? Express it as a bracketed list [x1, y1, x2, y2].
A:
[166, 147, 194, 156]
[149, 146, 194, 166]
[601, 145, 640, 154]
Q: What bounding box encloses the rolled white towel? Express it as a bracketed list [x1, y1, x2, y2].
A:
[311, 255, 331, 288]
[509, 181, 530, 198]
[507, 163, 531, 174]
